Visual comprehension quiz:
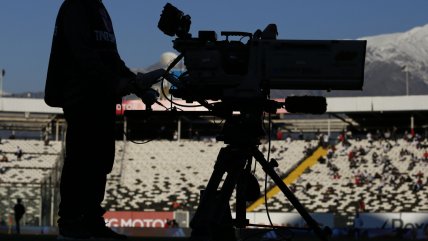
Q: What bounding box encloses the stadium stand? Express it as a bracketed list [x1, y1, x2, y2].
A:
[0, 131, 426, 235]
[103, 139, 318, 212]
[100, 133, 428, 217]
[249, 136, 428, 214]
[0, 140, 62, 226]
[104, 140, 224, 211]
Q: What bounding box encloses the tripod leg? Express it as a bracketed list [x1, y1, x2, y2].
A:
[190, 146, 248, 240]
[251, 147, 328, 241]
[235, 157, 253, 228]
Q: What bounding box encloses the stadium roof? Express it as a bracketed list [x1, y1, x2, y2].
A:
[1, 95, 428, 114]
[327, 95, 428, 112]
[1, 95, 427, 132]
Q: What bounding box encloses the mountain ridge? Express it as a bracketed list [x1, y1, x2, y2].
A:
[271, 23, 428, 98]
[13, 23, 428, 98]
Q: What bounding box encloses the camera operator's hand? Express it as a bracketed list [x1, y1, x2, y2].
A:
[115, 69, 167, 98]
[136, 88, 160, 109]
[135, 68, 166, 90]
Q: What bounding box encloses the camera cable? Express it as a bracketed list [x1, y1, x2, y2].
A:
[264, 111, 275, 228]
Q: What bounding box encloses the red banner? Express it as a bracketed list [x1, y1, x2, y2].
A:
[116, 100, 146, 115]
[104, 211, 174, 228]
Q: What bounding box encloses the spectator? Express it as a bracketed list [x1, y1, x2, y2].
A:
[345, 129, 353, 140]
[171, 200, 181, 210]
[15, 146, 23, 161]
[326, 149, 334, 159]
[353, 211, 364, 240]
[322, 133, 329, 148]
[305, 182, 312, 191]
[358, 199, 366, 212]
[357, 146, 366, 156]
[43, 132, 50, 146]
[315, 129, 321, 139]
[0, 216, 6, 226]
[354, 175, 361, 186]
[382, 142, 392, 153]
[164, 219, 172, 228]
[14, 198, 25, 234]
[171, 219, 179, 228]
[164, 219, 179, 228]
[345, 177, 353, 188]
[289, 184, 296, 193]
[366, 132, 373, 143]
[0, 166, 7, 174]
[414, 171, 424, 179]
[298, 130, 304, 140]
[414, 178, 423, 192]
[271, 145, 277, 153]
[348, 149, 355, 161]
[337, 133, 345, 143]
[187, 127, 193, 139]
[193, 130, 201, 141]
[0, 155, 8, 162]
[314, 182, 323, 191]
[405, 131, 413, 141]
[276, 129, 283, 140]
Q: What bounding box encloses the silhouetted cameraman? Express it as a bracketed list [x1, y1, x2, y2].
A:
[45, 0, 165, 239]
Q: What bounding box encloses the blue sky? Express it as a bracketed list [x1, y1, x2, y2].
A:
[1, 0, 428, 93]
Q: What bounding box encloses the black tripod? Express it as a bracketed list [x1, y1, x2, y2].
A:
[189, 104, 328, 241]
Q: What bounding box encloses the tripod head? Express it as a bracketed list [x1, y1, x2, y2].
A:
[206, 96, 327, 145]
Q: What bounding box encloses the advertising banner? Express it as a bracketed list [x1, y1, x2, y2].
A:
[247, 212, 334, 228]
[399, 213, 428, 230]
[104, 211, 174, 228]
[359, 213, 400, 229]
[116, 100, 145, 115]
[360, 213, 428, 230]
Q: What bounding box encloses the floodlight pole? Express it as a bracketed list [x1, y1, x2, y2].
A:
[403, 65, 409, 96]
[0, 69, 4, 111]
[0, 69, 3, 97]
[123, 116, 127, 142]
[327, 115, 331, 137]
[406, 69, 409, 96]
[177, 117, 182, 141]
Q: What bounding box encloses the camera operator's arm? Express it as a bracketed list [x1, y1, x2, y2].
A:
[61, 1, 135, 101]
[128, 69, 166, 107]
[135, 88, 159, 109]
[116, 68, 165, 97]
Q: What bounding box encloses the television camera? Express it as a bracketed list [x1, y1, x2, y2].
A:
[158, 3, 366, 110]
[151, 3, 367, 241]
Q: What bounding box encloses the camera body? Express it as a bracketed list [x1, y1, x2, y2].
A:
[158, 3, 366, 103]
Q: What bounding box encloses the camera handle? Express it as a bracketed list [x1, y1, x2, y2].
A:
[221, 31, 252, 41]
[189, 113, 328, 241]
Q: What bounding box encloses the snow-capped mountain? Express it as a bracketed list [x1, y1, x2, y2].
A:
[358, 23, 428, 96]
[272, 23, 428, 97]
[363, 24, 428, 74]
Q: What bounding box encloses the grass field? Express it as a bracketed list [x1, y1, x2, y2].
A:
[0, 235, 177, 241]
[0, 226, 423, 241]
[0, 233, 417, 241]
